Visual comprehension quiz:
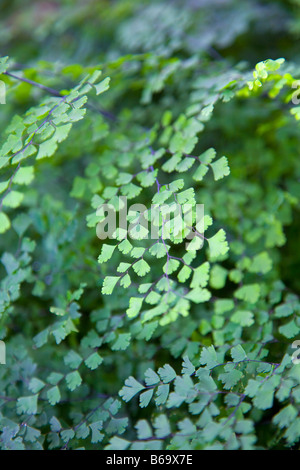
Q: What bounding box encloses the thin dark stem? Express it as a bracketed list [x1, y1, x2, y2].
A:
[4, 70, 118, 122]
[4, 71, 62, 97]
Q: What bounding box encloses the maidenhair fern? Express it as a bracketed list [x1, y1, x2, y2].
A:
[0, 0, 300, 451]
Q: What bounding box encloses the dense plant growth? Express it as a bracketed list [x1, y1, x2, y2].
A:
[0, 0, 300, 450]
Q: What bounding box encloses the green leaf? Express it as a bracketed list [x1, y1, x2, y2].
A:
[90, 421, 104, 444]
[158, 364, 176, 383]
[36, 137, 58, 160]
[85, 352, 103, 370]
[102, 276, 119, 295]
[150, 242, 168, 258]
[178, 418, 197, 435]
[0, 212, 11, 233]
[274, 303, 294, 318]
[284, 418, 300, 445]
[50, 417, 62, 433]
[178, 265, 192, 283]
[106, 437, 130, 450]
[214, 299, 235, 315]
[209, 264, 227, 289]
[182, 356, 195, 376]
[208, 229, 229, 260]
[200, 148, 216, 164]
[219, 367, 243, 389]
[155, 384, 170, 406]
[64, 350, 82, 369]
[0, 56, 9, 74]
[231, 345, 247, 362]
[137, 170, 157, 188]
[60, 429, 75, 443]
[14, 166, 34, 185]
[29, 378, 45, 394]
[234, 284, 260, 304]
[66, 371, 82, 391]
[116, 172, 132, 185]
[2, 190, 24, 208]
[193, 164, 209, 181]
[94, 77, 110, 95]
[139, 389, 154, 408]
[273, 405, 298, 429]
[1, 252, 19, 274]
[126, 297, 143, 318]
[112, 333, 131, 351]
[47, 386, 61, 405]
[133, 259, 150, 277]
[279, 320, 300, 339]
[153, 415, 171, 438]
[119, 376, 145, 402]
[231, 310, 254, 327]
[145, 368, 160, 386]
[249, 252, 273, 274]
[185, 287, 211, 303]
[98, 244, 116, 263]
[17, 395, 38, 415]
[135, 420, 153, 440]
[190, 262, 210, 288]
[120, 273, 131, 288]
[210, 156, 230, 181]
[200, 346, 219, 369]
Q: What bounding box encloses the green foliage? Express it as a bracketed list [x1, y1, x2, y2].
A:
[0, 0, 300, 451]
